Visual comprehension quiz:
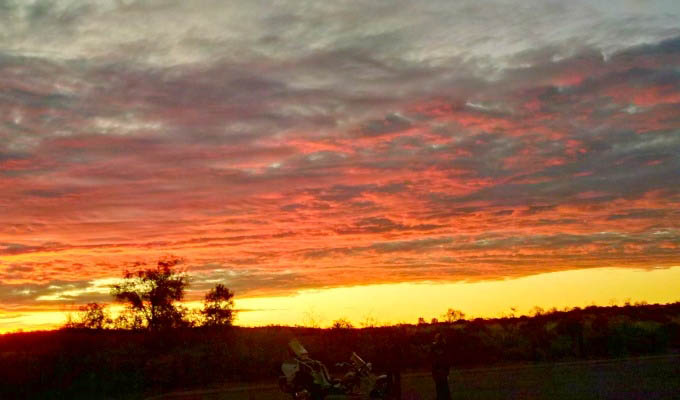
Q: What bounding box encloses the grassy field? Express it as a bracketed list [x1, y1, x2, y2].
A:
[149, 354, 680, 400]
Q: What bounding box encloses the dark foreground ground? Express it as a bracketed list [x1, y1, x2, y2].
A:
[4, 303, 679, 399]
[150, 354, 680, 400]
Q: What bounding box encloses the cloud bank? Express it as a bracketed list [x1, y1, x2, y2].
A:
[1, 0, 679, 308]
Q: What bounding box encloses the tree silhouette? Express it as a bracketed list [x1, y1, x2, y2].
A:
[201, 284, 236, 327]
[111, 257, 189, 330]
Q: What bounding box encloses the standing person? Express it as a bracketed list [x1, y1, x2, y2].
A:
[431, 333, 451, 400]
[387, 332, 404, 399]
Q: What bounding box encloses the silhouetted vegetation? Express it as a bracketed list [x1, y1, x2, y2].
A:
[65, 258, 237, 331]
[201, 284, 236, 327]
[1, 302, 679, 399]
[111, 257, 190, 330]
[65, 302, 112, 330]
[331, 318, 354, 329]
[442, 308, 465, 323]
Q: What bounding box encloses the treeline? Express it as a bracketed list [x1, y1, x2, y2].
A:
[1, 302, 679, 399]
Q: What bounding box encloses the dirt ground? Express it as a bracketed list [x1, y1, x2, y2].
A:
[149, 354, 680, 400]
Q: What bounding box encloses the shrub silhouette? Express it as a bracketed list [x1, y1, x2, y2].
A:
[331, 318, 354, 329]
[66, 302, 111, 329]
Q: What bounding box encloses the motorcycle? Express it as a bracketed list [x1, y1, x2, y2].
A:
[278, 339, 393, 399]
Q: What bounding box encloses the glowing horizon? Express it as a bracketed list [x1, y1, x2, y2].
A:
[235, 265, 680, 328]
[1, 1, 680, 332]
[2, 265, 679, 333]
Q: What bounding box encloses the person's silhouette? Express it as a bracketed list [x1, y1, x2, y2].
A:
[430, 333, 451, 400]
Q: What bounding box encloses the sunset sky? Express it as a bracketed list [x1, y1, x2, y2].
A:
[1, 0, 680, 332]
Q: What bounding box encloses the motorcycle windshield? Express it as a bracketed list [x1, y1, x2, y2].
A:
[289, 339, 310, 359]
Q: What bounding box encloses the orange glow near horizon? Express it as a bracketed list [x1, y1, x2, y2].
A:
[2, 266, 678, 333]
